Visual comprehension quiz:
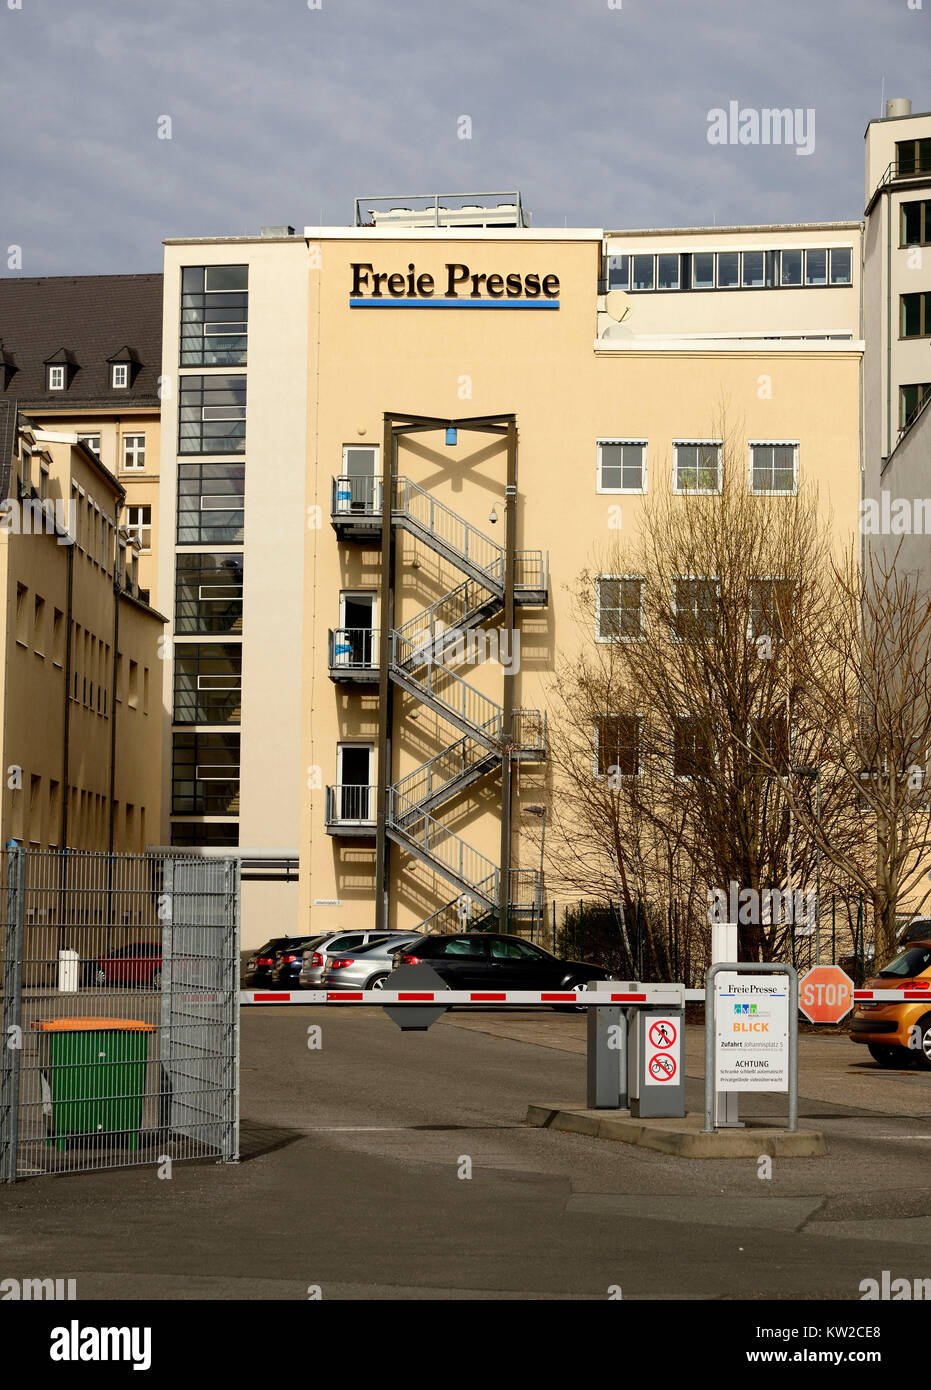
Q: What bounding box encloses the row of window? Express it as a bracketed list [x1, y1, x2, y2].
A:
[605, 247, 852, 294]
[594, 575, 792, 642]
[175, 553, 244, 635]
[12, 584, 149, 712]
[593, 713, 753, 781]
[597, 440, 797, 495]
[6, 777, 142, 849]
[47, 363, 132, 392]
[77, 433, 147, 470]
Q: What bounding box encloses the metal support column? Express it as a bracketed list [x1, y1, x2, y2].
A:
[497, 419, 517, 933]
[374, 414, 396, 934]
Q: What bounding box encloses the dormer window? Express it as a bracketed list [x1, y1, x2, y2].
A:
[111, 363, 129, 389]
[48, 365, 65, 390]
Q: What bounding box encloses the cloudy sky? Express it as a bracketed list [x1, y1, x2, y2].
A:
[1, 0, 928, 276]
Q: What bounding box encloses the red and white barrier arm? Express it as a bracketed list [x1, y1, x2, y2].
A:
[239, 986, 930, 1007]
[240, 987, 656, 1007]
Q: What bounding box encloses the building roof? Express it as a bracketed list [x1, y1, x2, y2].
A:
[0, 274, 163, 410]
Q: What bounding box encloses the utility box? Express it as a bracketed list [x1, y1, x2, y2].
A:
[629, 990, 686, 1119]
[57, 949, 79, 993]
[585, 980, 639, 1109]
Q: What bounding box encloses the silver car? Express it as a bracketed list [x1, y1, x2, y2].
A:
[298, 929, 406, 989]
[320, 932, 424, 991]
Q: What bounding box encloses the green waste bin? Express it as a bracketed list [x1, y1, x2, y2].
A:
[33, 1017, 156, 1151]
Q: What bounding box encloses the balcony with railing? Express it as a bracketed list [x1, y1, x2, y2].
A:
[330, 475, 382, 539]
[327, 627, 379, 683]
[325, 783, 377, 836]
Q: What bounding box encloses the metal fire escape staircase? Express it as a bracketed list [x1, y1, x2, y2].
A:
[384, 477, 548, 930]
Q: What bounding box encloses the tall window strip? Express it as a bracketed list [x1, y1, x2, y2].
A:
[180, 265, 249, 366]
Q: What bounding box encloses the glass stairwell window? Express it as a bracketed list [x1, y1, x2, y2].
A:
[181, 265, 248, 366]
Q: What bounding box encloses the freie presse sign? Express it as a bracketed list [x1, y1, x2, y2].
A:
[349, 261, 560, 308]
[714, 976, 790, 1092]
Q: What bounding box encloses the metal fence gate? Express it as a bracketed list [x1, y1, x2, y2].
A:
[0, 847, 239, 1181]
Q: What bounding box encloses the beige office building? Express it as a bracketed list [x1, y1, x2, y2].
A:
[158, 198, 863, 947]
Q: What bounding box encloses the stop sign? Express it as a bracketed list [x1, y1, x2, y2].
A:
[798, 965, 854, 1023]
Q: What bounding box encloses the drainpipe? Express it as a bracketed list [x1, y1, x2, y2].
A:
[496, 419, 517, 932]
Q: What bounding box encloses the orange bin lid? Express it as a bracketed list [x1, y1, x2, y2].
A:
[32, 1017, 155, 1033]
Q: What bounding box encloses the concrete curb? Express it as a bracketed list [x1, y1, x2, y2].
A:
[526, 1104, 828, 1158]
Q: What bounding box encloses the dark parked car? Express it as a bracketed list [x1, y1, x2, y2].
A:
[243, 936, 322, 988]
[268, 935, 331, 988]
[95, 942, 162, 989]
[392, 933, 609, 1008]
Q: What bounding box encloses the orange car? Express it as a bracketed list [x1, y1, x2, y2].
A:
[849, 937, 931, 1068]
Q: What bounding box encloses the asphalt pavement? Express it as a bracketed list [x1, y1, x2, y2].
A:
[0, 1006, 929, 1300]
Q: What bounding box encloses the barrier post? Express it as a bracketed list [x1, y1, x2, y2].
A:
[703, 961, 798, 1134]
[585, 979, 636, 1109]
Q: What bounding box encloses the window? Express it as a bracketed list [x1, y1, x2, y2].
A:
[33, 595, 45, 654]
[717, 252, 739, 288]
[490, 938, 550, 961]
[830, 248, 852, 284]
[742, 251, 765, 288]
[673, 578, 719, 638]
[672, 716, 714, 778]
[15, 584, 28, 646]
[749, 579, 795, 640]
[674, 441, 721, 494]
[128, 660, 139, 709]
[111, 363, 129, 389]
[902, 200, 931, 247]
[901, 292, 931, 338]
[596, 576, 644, 641]
[170, 821, 240, 848]
[804, 249, 827, 286]
[122, 434, 145, 469]
[692, 252, 715, 290]
[657, 254, 680, 290]
[77, 433, 101, 457]
[177, 461, 245, 543]
[125, 505, 152, 550]
[896, 137, 931, 178]
[631, 255, 655, 291]
[597, 440, 646, 493]
[434, 937, 487, 958]
[750, 711, 790, 774]
[172, 732, 240, 815]
[173, 643, 243, 724]
[48, 365, 64, 391]
[780, 249, 802, 287]
[175, 553, 244, 634]
[900, 383, 931, 430]
[179, 374, 246, 453]
[750, 441, 797, 494]
[594, 713, 640, 779]
[606, 255, 629, 291]
[52, 608, 64, 666]
[180, 265, 248, 367]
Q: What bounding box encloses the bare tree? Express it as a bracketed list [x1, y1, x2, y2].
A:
[547, 416, 857, 961]
[747, 543, 931, 966]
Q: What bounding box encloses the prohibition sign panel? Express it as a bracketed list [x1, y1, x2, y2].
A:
[648, 1052, 677, 1082]
[649, 1019, 677, 1049]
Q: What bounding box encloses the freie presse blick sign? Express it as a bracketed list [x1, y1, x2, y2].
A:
[349, 261, 560, 308]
